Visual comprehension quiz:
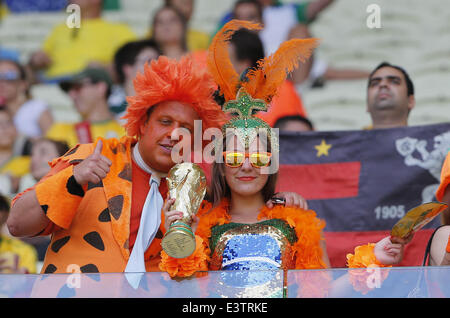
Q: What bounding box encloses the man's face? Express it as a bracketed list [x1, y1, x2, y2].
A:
[68, 78, 106, 118]
[367, 66, 414, 116]
[234, 3, 262, 23]
[138, 101, 200, 173]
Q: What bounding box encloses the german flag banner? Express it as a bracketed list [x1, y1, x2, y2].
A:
[276, 123, 450, 267]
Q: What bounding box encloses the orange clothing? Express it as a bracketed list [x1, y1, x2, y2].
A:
[12, 136, 167, 274]
[436, 152, 450, 202]
[256, 80, 307, 127]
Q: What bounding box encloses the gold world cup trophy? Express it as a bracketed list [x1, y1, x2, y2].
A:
[161, 162, 207, 258]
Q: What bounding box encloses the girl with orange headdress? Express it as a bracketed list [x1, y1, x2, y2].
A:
[159, 20, 406, 297]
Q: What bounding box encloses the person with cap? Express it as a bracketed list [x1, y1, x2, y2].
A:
[28, 0, 136, 82]
[45, 67, 126, 148]
[6, 54, 308, 279]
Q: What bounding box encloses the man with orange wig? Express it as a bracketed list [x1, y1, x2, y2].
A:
[7, 55, 306, 277]
[6, 56, 226, 275]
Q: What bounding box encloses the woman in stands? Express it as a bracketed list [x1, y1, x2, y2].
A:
[149, 5, 189, 60]
[0, 59, 53, 140]
[158, 20, 403, 297]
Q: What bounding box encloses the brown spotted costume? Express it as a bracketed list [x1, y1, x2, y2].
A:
[14, 136, 168, 273]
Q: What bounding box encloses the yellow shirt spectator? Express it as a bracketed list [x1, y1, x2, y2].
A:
[42, 18, 136, 78]
[0, 235, 37, 274]
[45, 120, 126, 148]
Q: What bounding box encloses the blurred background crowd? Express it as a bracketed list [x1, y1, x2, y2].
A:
[0, 0, 449, 274]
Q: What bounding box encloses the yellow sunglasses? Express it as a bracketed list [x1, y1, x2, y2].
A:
[222, 151, 272, 168]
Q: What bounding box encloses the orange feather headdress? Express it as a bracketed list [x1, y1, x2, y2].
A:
[207, 19, 319, 105]
[122, 55, 227, 138]
[207, 20, 319, 152]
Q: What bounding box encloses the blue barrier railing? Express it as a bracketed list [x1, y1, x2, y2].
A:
[1, 266, 449, 298]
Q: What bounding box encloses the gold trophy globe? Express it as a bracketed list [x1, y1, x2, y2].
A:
[161, 162, 207, 258]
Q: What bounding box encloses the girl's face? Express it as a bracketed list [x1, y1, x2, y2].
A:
[31, 140, 60, 180]
[223, 135, 270, 198]
[153, 8, 184, 45]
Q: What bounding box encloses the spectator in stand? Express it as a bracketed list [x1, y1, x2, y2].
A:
[109, 39, 161, 120]
[28, 0, 136, 82]
[0, 194, 37, 273]
[0, 59, 53, 139]
[274, 114, 314, 132]
[150, 5, 189, 61]
[45, 67, 126, 148]
[149, 5, 207, 67]
[0, 107, 31, 197]
[366, 62, 415, 129]
[163, 0, 210, 52]
[228, 28, 308, 127]
[217, 0, 334, 55]
[17, 138, 70, 194]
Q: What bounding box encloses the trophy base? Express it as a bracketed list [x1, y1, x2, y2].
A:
[161, 227, 196, 259]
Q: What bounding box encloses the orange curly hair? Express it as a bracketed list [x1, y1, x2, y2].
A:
[122, 55, 227, 138]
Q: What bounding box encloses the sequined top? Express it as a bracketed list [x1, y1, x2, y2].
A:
[209, 219, 297, 271]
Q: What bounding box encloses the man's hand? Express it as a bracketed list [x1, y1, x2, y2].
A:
[266, 192, 308, 210]
[162, 195, 199, 233]
[374, 236, 404, 265]
[73, 140, 112, 186]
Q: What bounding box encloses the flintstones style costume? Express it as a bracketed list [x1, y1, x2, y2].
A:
[11, 56, 226, 274]
[159, 20, 392, 297]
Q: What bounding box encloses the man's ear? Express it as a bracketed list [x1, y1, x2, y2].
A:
[139, 117, 148, 137]
[407, 95, 416, 111]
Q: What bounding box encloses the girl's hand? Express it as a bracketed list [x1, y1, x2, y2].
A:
[374, 236, 404, 265]
[162, 197, 183, 230]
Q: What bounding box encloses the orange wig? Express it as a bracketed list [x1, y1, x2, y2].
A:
[122, 55, 227, 138]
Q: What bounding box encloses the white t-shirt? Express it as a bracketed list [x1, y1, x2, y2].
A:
[259, 4, 298, 56]
[13, 99, 49, 138]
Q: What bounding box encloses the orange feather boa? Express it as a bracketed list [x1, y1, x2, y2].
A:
[159, 199, 327, 277]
